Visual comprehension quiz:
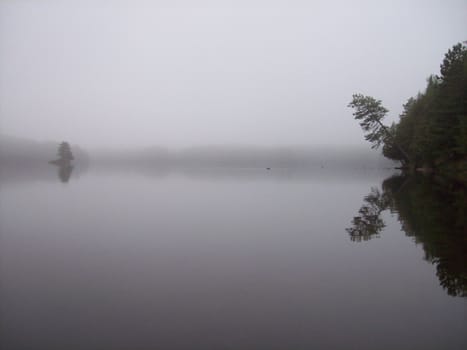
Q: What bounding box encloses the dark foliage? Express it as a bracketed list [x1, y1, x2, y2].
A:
[350, 43, 467, 171]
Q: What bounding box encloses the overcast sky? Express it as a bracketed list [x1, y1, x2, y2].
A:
[0, 0, 466, 148]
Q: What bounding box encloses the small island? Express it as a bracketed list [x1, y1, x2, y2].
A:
[49, 141, 74, 182]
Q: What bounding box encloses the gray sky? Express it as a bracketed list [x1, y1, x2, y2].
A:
[1, 0, 466, 148]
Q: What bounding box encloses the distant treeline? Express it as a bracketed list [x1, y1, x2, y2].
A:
[0, 135, 90, 183]
[0, 134, 89, 166]
[0, 134, 394, 172]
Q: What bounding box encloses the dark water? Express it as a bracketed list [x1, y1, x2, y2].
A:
[0, 166, 466, 349]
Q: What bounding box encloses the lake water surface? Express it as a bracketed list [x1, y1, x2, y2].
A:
[1, 167, 466, 349]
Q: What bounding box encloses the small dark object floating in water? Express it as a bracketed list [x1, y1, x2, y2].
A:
[266, 168, 271, 170]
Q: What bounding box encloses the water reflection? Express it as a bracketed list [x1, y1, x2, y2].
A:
[57, 164, 73, 183]
[1, 165, 466, 348]
[346, 187, 390, 241]
[348, 175, 467, 297]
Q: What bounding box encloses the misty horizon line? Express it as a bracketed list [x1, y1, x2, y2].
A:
[0, 132, 396, 186]
[1, 133, 377, 152]
[1, 132, 395, 170]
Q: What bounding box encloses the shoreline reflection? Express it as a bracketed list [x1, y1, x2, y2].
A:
[347, 175, 467, 297]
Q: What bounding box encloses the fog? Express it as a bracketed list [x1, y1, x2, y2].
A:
[2, 3, 467, 347]
[0, 134, 394, 186]
[0, 0, 466, 149]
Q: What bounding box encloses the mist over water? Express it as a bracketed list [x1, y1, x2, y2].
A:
[1, 1, 466, 349]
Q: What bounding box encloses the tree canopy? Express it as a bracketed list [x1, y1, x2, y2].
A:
[349, 43, 467, 173]
[348, 94, 410, 165]
[49, 141, 74, 166]
[58, 141, 74, 163]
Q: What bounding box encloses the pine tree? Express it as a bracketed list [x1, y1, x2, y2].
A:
[57, 142, 74, 162]
[350, 43, 467, 172]
[49, 141, 74, 166]
[348, 94, 410, 165]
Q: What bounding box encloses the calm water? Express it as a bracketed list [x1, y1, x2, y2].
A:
[0, 166, 466, 349]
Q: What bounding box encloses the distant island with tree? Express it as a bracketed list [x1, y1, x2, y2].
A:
[349, 43, 466, 181]
[49, 141, 74, 166]
[49, 141, 74, 182]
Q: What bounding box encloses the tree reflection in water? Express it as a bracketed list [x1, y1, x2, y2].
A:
[347, 175, 467, 297]
[58, 164, 73, 183]
[346, 187, 390, 242]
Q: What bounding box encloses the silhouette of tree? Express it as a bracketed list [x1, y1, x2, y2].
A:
[48, 141, 75, 183]
[349, 43, 467, 171]
[49, 141, 74, 166]
[348, 94, 410, 165]
[57, 142, 74, 164]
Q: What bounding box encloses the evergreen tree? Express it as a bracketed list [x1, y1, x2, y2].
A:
[57, 141, 74, 163]
[350, 43, 467, 173]
[431, 43, 467, 162]
[49, 141, 74, 166]
[348, 94, 410, 165]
